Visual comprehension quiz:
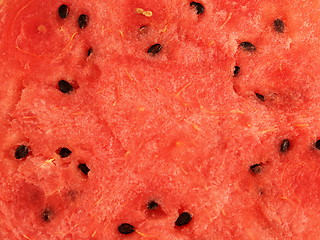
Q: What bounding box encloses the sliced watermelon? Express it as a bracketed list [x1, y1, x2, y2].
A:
[1, 0, 320, 239]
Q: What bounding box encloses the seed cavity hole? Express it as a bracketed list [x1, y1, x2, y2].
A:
[233, 66, 240, 77]
[147, 200, 159, 210]
[255, 93, 265, 102]
[87, 48, 93, 57]
[190, 2, 205, 15]
[41, 208, 54, 222]
[249, 163, 263, 175]
[139, 25, 148, 33]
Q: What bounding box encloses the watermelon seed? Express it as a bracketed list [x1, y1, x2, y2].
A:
[147, 44, 162, 55]
[87, 48, 93, 57]
[41, 208, 53, 222]
[315, 140, 320, 149]
[239, 42, 256, 52]
[58, 80, 74, 94]
[273, 19, 285, 33]
[255, 93, 265, 101]
[15, 145, 29, 159]
[147, 200, 159, 210]
[233, 66, 240, 77]
[249, 163, 262, 174]
[280, 139, 290, 152]
[118, 223, 135, 234]
[78, 14, 89, 29]
[175, 212, 192, 226]
[78, 163, 90, 175]
[57, 147, 72, 158]
[58, 4, 69, 19]
[190, 2, 205, 15]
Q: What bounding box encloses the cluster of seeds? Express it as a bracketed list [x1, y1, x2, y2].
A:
[14, 144, 90, 176]
[57, 4, 91, 93]
[233, 19, 285, 101]
[118, 201, 192, 235]
[58, 4, 89, 29]
[249, 139, 291, 174]
[145, 2, 204, 56]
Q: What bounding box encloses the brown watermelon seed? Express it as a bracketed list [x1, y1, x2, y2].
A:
[190, 2, 205, 15]
[78, 163, 90, 175]
[175, 212, 192, 226]
[87, 48, 93, 57]
[280, 139, 290, 152]
[315, 140, 320, 149]
[249, 163, 262, 174]
[15, 145, 29, 159]
[233, 66, 240, 77]
[118, 223, 135, 234]
[78, 14, 89, 29]
[41, 208, 53, 222]
[58, 80, 73, 94]
[147, 200, 159, 210]
[239, 42, 256, 52]
[57, 147, 72, 158]
[255, 93, 265, 101]
[273, 19, 285, 33]
[58, 4, 69, 19]
[147, 44, 162, 55]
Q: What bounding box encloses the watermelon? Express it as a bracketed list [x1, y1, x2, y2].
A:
[1, 0, 320, 239]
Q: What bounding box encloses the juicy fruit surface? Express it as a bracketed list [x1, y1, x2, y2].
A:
[1, 0, 320, 239]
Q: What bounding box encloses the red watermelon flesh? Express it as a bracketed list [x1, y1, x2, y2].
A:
[1, 0, 320, 239]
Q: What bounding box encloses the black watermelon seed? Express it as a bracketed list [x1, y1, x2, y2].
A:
[190, 2, 205, 15]
[87, 48, 93, 56]
[233, 66, 240, 77]
[273, 19, 285, 33]
[147, 200, 159, 210]
[255, 93, 265, 101]
[58, 147, 72, 158]
[15, 145, 29, 159]
[249, 163, 262, 174]
[175, 212, 192, 226]
[239, 42, 256, 52]
[147, 44, 162, 55]
[78, 14, 89, 29]
[58, 80, 73, 94]
[78, 163, 90, 175]
[58, 4, 69, 19]
[280, 139, 290, 152]
[315, 140, 320, 149]
[118, 223, 135, 234]
[42, 208, 53, 222]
